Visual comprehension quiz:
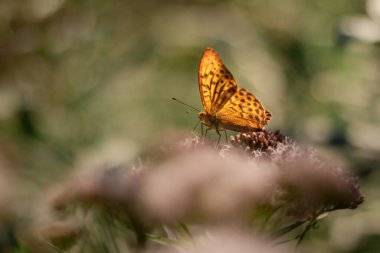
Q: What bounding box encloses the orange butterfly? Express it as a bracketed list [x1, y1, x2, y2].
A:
[197, 48, 271, 142]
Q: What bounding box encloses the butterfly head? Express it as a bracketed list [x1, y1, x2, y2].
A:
[199, 111, 216, 128]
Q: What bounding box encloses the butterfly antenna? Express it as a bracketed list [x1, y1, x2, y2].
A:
[172, 97, 200, 112]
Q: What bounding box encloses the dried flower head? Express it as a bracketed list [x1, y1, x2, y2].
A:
[231, 130, 288, 153]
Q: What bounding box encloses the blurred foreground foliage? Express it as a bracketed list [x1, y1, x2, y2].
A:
[0, 0, 378, 252]
[6, 131, 363, 253]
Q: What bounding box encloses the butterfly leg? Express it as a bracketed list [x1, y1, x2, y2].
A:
[215, 129, 222, 145]
[204, 126, 209, 138]
[223, 130, 228, 143]
[193, 119, 201, 132]
[204, 127, 217, 143]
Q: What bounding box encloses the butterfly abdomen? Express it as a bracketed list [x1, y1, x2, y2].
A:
[221, 123, 262, 133]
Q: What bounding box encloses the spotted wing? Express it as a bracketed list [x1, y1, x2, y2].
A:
[198, 48, 237, 115]
[216, 88, 271, 131]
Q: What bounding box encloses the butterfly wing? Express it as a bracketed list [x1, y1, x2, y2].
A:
[216, 88, 271, 131]
[198, 48, 237, 115]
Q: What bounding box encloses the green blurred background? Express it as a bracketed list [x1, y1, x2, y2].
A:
[0, 0, 379, 252]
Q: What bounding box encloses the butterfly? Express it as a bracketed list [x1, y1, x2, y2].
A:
[197, 48, 271, 142]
